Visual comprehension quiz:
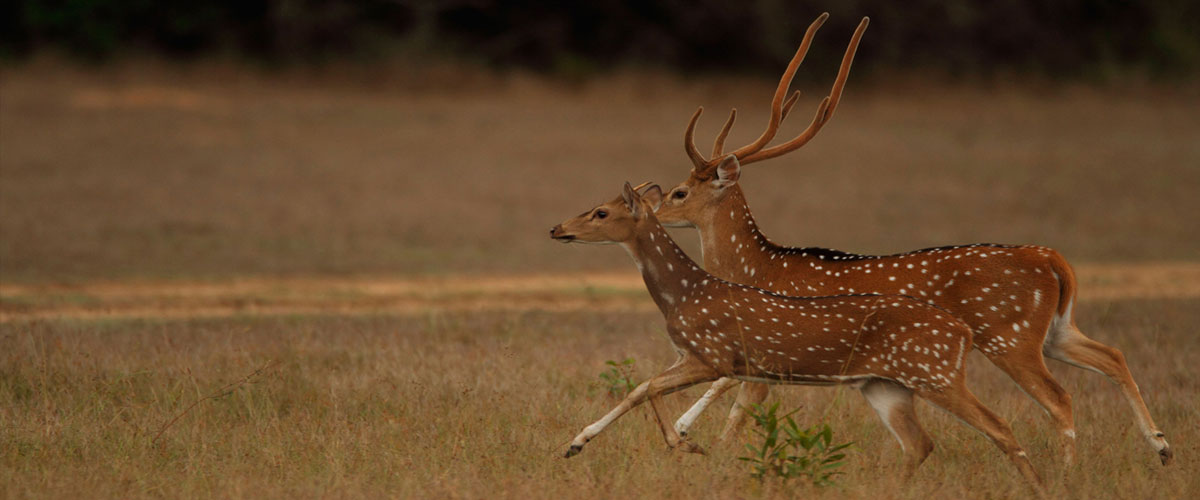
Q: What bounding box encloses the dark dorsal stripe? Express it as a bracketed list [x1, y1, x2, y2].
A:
[777, 243, 1021, 262]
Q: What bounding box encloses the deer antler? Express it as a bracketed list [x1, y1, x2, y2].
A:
[685, 14, 869, 172]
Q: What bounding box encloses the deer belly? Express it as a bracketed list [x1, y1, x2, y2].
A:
[723, 347, 863, 382]
[732, 373, 868, 386]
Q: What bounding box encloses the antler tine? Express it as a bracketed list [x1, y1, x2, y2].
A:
[684, 107, 710, 170]
[780, 90, 801, 122]
[631, 181, 654, 192]
[711, 109, 737, 158]
[742, 97, 829, 164]
[825, 16, 870, 120]
[727, 12, 828, 160]
[740, 16, 869, 165]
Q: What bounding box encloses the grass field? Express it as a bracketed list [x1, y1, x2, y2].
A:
[1, 61, 1198, 498]
[2, 299, 1197, 498]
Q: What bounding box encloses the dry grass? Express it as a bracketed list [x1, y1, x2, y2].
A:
[2, 299, 1196, 499]
[2, 62, 1198, 284]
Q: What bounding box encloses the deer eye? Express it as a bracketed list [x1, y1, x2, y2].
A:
[672, 190, 688, 199]
[595, 209, 608, 219]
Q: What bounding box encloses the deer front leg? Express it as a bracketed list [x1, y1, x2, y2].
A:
[646, 357, 721, 454]
[565, 378, 653, 458]
[674, 377, 740, 437]
[566, 355, 691, 457]
[718, 381, 770, 442]
[565, 355, 718, 458]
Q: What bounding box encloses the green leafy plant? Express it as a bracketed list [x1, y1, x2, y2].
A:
[598, 358, 637, 398]
[739, 402, 853, 486]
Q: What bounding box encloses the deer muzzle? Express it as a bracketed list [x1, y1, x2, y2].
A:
[549, 225, 575, 242]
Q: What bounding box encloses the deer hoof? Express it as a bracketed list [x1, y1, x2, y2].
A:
[564, 444, 583, 458]
[677, 440, 707, 456]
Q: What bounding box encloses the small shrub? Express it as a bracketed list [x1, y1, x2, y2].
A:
[739, 402, 853, 486]
[598, 358, 636, 398]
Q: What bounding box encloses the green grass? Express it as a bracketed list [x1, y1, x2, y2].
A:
[2, 299, 1196, 498]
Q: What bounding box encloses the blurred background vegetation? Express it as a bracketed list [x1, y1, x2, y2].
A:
[3, 1, 1198, 284]
[4, 0, 1198, 80]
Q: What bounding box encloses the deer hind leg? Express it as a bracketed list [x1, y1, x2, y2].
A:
[1043, 319, 1172, 465]
[717, 381, 770, 442]
[986, 344, 1077, 466]
[861, 379, 934, 477]
[674, 377, 739, 437]
[918, 384, 1045, 493]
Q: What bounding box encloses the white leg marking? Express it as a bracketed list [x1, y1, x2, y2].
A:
[862, 381, 913, 452]
[675, 378, 736, 434]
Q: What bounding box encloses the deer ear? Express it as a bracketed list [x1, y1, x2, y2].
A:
[622, 182, 641, 216]
[641, 184, 664, 212]
[712, 155, 741, 188]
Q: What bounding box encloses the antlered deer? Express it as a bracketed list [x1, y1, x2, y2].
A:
[655, 13, 1171, 466]
[550, 182, 1045, 490]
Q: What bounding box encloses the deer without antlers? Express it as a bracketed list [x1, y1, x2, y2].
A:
[549, 183, 1044, 490]
[654, 12, 1171, 466]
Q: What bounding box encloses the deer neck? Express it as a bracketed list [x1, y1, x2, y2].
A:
[621, 220, 708, 316]
[696, 186, 775, 279]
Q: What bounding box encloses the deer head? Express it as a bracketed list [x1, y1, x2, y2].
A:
[550, 182, 664, 244]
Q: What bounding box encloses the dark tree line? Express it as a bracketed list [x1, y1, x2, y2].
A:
[4, 0, 1197, 78]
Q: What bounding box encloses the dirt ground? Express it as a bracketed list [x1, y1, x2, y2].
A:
[2, 263, 1199, 322]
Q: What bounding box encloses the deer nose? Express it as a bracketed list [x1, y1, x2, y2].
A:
[550, 225, 575, 241]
